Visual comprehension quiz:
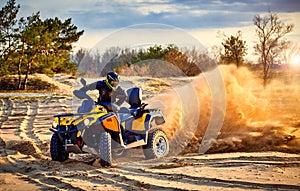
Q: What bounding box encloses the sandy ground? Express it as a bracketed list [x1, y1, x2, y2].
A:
[0, 66, 300, 190]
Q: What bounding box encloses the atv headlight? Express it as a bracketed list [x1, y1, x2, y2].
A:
[83, 118, 90, 126]
[52, 120, 58, 128]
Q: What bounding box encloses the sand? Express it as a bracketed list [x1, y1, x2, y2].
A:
[0, 66, 299, 190]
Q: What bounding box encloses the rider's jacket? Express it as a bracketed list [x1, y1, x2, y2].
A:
[95, 80, 126, 106]
[78, 80, 126, 112]
[96, 80, 113, 103]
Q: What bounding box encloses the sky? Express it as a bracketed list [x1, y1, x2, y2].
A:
[6, 0, 300, 59]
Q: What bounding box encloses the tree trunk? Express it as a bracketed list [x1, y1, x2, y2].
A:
[263, 63, 269, 89]
[17, 62, 22, 90]
[263, 74, 268, 88]
[21, 55, 35, 90]
[17, 47, 25, 90]
[236, 56, 240, 68]
[21, 49, 38, 90]
[21, 61, 31, 90]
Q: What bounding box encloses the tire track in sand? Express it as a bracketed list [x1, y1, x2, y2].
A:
[3, 152, 139, 191]
[18, 100, 47, 159]
[92, 155, 300, 191]
[33, 96, 72, 144]
[3, 154, 86, 191]
[96, 165, 207, 190]
[0, 98, 13, 128]
[0, 99, 28, 142]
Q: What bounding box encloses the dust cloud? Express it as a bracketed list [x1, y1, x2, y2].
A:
[149, 65, 300, 155]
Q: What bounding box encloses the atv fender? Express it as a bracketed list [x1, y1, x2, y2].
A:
[145, 112, 165, 131]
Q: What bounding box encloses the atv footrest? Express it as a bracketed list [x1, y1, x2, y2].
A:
[125, 140, 146, 149]
[66, 144, 83, 153]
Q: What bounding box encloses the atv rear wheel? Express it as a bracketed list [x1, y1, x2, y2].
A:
[99, 132, 112, 167]
[50, 133, 69, 162]
[143, 129, 169, 159]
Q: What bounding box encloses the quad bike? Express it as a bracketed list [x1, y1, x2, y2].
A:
[49, 79, 169, 167]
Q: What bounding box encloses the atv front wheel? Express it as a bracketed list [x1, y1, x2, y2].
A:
[143, 130, 169, 159]
[99, 132, 112, 167]
[50, 133, 69, 162]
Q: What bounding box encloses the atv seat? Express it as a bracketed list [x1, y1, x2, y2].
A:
[126, 87, 142, 109]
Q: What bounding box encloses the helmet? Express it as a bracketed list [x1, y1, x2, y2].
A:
[105, 71, 119, 89]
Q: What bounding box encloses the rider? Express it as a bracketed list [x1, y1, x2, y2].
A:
[76, 71, 126, 112]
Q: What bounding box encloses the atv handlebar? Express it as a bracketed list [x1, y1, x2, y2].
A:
[133, 103, 148, 119]
[141, 103, 148, 110]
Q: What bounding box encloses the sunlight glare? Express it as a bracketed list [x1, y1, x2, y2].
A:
[291, 54, 300, 66]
